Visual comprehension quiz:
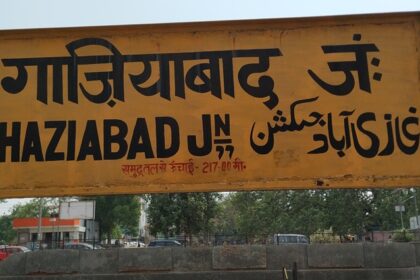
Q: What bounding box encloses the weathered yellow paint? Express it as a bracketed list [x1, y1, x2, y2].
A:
[0, 12, 419, 198]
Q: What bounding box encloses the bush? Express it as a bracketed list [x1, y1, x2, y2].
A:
[392, 229, 414, 242]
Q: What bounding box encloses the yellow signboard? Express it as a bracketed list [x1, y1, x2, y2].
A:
[0, 13, 419, 198]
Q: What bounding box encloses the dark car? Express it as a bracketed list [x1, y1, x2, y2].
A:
[148, 240, 182, 247]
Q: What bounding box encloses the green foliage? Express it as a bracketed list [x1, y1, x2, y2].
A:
[0, 216, 15, 244]
[146, 194, 178, 237]
[10, 198, 54, 218]
[216, 188, 420, 241]
[392, 229, 414, 242]
[111, 225, 124, 239]
[229, 192, 264, 237]
[146, 193, 220, 240]
[322, 189, 370, 238]
[1, 188, 418, 245]
[213, 194, 239, 235]
[367, 189, 404, 230]
[220, 190, 326, 238]
[0, 198, 60, 244]
[93, 196, 140, 242]
[275, 190, 325, 237]
[1, 196, 140, 244]
[310, 230, 341, 243]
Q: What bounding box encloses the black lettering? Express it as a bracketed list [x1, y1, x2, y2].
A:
[237, 49, 281, 109]
[156, 117, 179, 158]
[378, 114, 394, 156]
[308, 34, 381, 96]
[214, 114, 230, 136]
[67, 121, 76, 161]
[127, 118, 154, 159]
[0, 122, 20, 162]
[308, 133, 329, 154]
[188, 114, 212, 156]
[77, 120, 102, 161]
[104, 119, 128, 160]
[249, 122, 274, 155]
[395, 114, 420, 155]
[351, 112, 379, 158]
[45, 121, 66, 161]
[22, 122, 44, 162]
[327, 113, 345, 153]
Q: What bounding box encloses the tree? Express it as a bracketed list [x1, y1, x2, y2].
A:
[213, 194, 240, 236]
[275, 190, 325, 237]
[320, 189, 371, 240]
[146, 192, 220, 243]
[0, 216, 14, 244]
[0, 198, 60, 244]
[367, 189, 401, 230]
[10, 198, 55, 218]
[93, 196, 140, 243]
[146, 194, 179, 237]
[221, 190, 326, 242]
[228, 191, 267, 239]
[218, 189, 417, 242]
[367, 188, 420, 231]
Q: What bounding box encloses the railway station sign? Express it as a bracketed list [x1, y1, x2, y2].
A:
[0, 12, 419, 197]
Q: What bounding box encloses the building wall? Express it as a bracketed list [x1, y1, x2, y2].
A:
[1, 243, 419, 279]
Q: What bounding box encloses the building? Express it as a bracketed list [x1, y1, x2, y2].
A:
[12, 218, 98, 247]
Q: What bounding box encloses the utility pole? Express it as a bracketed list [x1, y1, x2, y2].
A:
[413, 188, 419, 229]
[37, 198, 43, 249]
[399, 205, 404, 229]
[399, 190, 405, 229]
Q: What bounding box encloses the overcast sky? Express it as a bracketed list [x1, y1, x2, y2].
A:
[0, 0, 419, 214]
[0, 0, 419, 30]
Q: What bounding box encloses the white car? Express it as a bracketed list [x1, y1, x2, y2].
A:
[124, 241, 145, 248]
[273, 234, 309, 244]
[64, 242, 103, 250]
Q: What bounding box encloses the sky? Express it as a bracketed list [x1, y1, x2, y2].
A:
[0, 0, 419, 30]
[0, 0, 419, 214]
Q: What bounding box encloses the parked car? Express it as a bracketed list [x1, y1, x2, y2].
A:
[124, 241, 146, 248]
[0, 245, 30, 261]
[273, 234, 309, 245]
[148, 239, 182, 247]
[0, 250, 6, 261]
[64, 242, 103, 250]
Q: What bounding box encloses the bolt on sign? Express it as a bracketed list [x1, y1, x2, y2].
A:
[0, 13, 419, 198]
